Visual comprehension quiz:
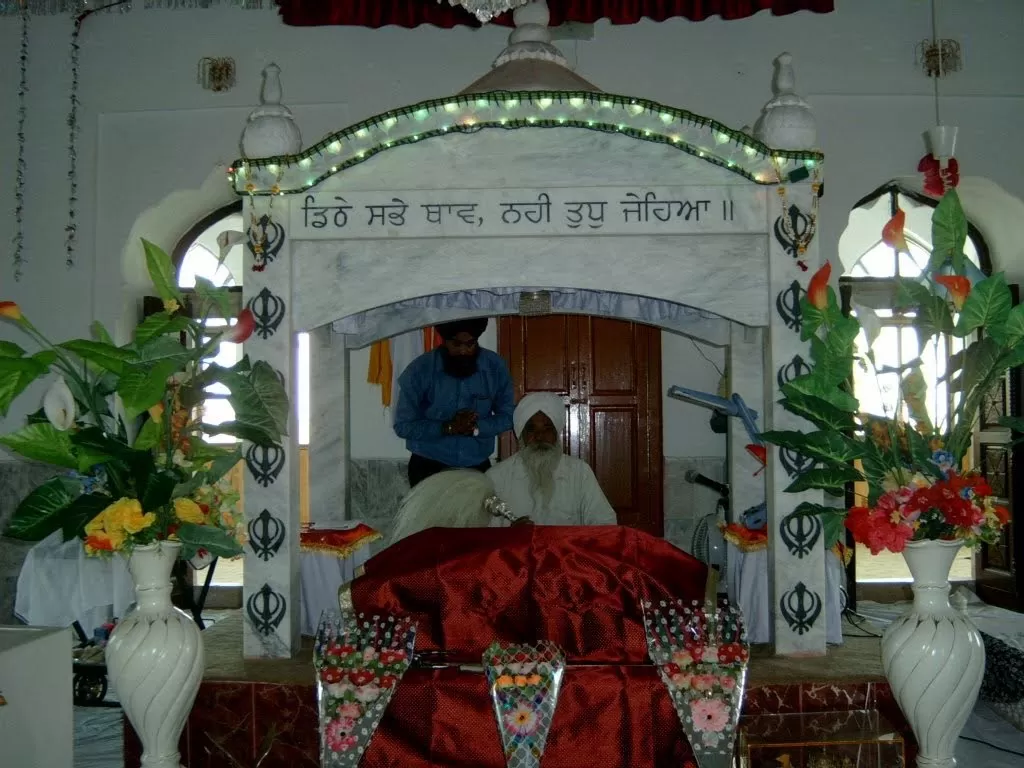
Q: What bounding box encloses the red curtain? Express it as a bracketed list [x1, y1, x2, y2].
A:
[274, 0, 834, 28]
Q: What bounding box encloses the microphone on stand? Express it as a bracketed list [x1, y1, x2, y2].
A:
[684, 470, 730, 498]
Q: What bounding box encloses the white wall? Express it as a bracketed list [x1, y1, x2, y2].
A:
[347, 324, 725, 459]
[1, 0, 1023, 435]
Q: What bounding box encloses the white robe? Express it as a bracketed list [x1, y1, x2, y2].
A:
[486, 453, 617, 526]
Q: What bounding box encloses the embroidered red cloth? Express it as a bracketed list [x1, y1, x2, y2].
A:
[300, 523, 380, 556]
[274, 0, 835, 28]
[351, 525, 708, 664]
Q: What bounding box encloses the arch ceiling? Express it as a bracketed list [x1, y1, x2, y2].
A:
[230, 90, 823, 195]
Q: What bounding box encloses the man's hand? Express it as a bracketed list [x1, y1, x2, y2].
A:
[444, 409, 478, 436]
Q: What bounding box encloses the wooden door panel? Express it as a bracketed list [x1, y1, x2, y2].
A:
[586, 317, 636, 394]
[590, 408, 635, 514]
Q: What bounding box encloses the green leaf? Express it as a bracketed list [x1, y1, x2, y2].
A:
[896, 278, 934, 309]
[0, 422, 78, 468]
[193, 277, 233, 319]
[224, 360, 289, 440]
[810, 335, 853, 387]
[999, 416, 1024, 433]
[90, 321, 116, 347]
[916, 295, 955, 346]
[799, 291, 841, 343]
[141, 469, 178, 513]
[0, 340, 25, 358]
[134, 312, 193, 346]
[59, 340, 138, 376]
[996, 303, 1024, 350]
[70, 427, 156, 496]
[780, 392, 856, 432]
[762, 430, 866, 466]
[3, 476, 82, 541]
[0, 355, 52, 417]
[118, 360, 178, 420]
[142, 239, 183, 304]
[931, 189, 968, 271]
[785, 464, 863, 496]
[201, 420, 277, 446]
[175, 522, 243, 560]
[59, 492, 115, 541]
[957, 273, 1012, 337]
[202, 447, 243, 485]
[133, 416, 164, 451]
[135, 335, 190, 370]
[782, 374, 860, 413]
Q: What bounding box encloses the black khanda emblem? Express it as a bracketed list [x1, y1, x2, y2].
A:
[248, 509, 286, 561]
[247, 214, 286, 272]
[246, 584, 287, 636]
[776, 281, 806, 333]
[245, 444, 285, 487]
[779, 447, 815, 478]
[777, 354, 812, 390]
[246, 287, 286, 340]
[774, 205, 812, 260]
[780, 582, 822, 635]
[780, 510, 823, 558]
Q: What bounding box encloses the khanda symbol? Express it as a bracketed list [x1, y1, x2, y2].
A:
[245, 444, 285, 487]
[779, 582, 822, 635]
[246, 287, 286, 340]
[776, 281, 806, 333]
[779, 447, 814, 478]
[780, 510, 823, 558]
[777, 354, 811, 390]
[774, 204, 812, 259]
[249, 509, 285, 561]
[246, 584, 287, 636]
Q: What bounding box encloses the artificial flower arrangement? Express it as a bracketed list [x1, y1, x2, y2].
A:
[763, 188, 1014, 554]
[0, 239, 288, 560]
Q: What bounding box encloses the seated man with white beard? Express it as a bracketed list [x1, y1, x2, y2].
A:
[486, 393, 617, 526]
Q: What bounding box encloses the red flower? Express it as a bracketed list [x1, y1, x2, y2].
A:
[378, 674, 398, 689]
[919, 154, 959, 196]
[379, 649, 407, 665]
[993, 506, 1010, 525]
[718, 643, 749, 663]
[934, 275, 971, 310]
[882, 209, 909, 253]
[664, 663, 681, 677]
[845, 505, 914, 555]
[807, 261, 831, 311]
[329, 644, 357, 657]
[225, 308, 255, 343]
[321, 667, 343, 684]
[0, 301, 23, 321]
[348, 670, 375, 687]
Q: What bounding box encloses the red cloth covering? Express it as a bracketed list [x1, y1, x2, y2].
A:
[300, 523, 380, 556]
[275, 0, 835, 28]
[352, 526, 708, 663]
[352, 527, 707, 766]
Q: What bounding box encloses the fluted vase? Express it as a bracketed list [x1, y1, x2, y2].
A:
[105, 541, 204, 768]
[881, 540, 985, 767]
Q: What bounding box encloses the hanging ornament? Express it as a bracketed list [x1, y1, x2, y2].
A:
[12, 1, 29, 281]
[440, 0, 530, 23]
[65, 7, 83, 269]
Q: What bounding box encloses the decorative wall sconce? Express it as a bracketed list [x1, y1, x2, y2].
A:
[916, 38, 961, 78]
[198, 57, 236, 92]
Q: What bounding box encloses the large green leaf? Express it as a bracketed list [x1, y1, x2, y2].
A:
[810, 336, 853, 387]
[60, 340, 138, 377]
[762, 430, 866, 466]
[996, 303, 1024, 350]
[201, 420, 277, 447]
[781, 392, 857, 432]
[193, 277, 233, 319]
[0, 423, 78, 468]
[896, 278, 934, 309]
[916, 295, 955, 346]
[3, 476, 82, 541]
[90, 320, 116, 347]
[957, 273, 1012, 337]
[0, 356, 49, 417]
[59, 492, 115, 541]
[224, 360, 290, 440]
[70, 427, 155, 496]
[930, 189, 968, 271]
[142, 239, 183, 304]
[135, 335, 191, 370]
[0, 341, 25, 358]
[782, 374, 859, 413]
[175, 522, 243, 560]
[141, 469, 179, 513]
[134, 312, 193, 346]
[799, 291, 842, 343]
[133, 416, 164, 451]
[785, 464, 863, 496]
[118, 360, 178, 420]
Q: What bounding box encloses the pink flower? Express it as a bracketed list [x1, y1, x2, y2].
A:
[690, 698, 730, 733]
[354, 683, 381, 703]
[325, 681, 354, 699]
[691, 674, 718, 692]
[334, 717, 357, 735]
[337, 702, 362, 719]
[701, 646, 720, 664]
[503, 703, 539, 736]
[325, 720, 359, 752]
[720, 676, 737, 691]
[670, 672, 692, 689]
[671, 649, 694, 666]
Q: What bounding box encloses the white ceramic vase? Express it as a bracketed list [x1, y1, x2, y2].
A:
[881, 539, 985, 767]
[105, 541, 205, 768]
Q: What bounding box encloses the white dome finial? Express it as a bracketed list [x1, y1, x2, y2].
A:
[755, 52, 817, 151]
[493, 1, 568, 69]
[240, 63, 303, 159]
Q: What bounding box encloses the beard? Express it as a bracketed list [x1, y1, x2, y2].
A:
[441, 347, 479, 379]
[519, 442, 561, 511]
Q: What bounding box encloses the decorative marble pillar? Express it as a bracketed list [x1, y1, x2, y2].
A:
[727, 323, 766, 523]
[765, 182, 827, 656]
[308, 324, 349, 526]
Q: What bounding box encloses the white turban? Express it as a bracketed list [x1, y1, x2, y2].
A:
[513, 393, 566, 440]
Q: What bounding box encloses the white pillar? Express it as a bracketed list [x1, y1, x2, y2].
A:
[765, 182, 828, 656]
[727, 323, 766, 523]
[309, 324, 349, 525]
[241, 199, 301, 658]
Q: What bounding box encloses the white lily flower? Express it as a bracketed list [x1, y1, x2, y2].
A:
[42, 377, 76, 431]
[853, 302, 882, 353]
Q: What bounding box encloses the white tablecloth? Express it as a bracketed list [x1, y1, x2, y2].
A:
[300, 545, 372, 636]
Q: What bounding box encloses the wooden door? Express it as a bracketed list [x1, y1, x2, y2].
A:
[975, 286, 1024, 610]
[498, 315, 663, 535]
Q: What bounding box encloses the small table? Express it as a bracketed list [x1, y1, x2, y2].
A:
[299, 523, 380, 635]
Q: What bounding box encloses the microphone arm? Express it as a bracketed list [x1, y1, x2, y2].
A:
[685, 470, 730, 499]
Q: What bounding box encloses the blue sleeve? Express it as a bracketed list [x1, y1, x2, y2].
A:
[393, 359, 445, 441]
[476, 355, 515, 438]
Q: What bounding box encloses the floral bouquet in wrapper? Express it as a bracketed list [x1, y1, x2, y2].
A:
[484, 641, 566, 768]
[0, 239, 288, 561]
[314, 611, 417, 766]
[644, 599, 749, 768]
[761, 188, 1012, 554]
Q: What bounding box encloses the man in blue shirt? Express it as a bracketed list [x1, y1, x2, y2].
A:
[394, 318, 515, 487]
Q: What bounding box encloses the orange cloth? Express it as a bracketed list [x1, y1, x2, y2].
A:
[367, 339, 393, 407]
[424, 327, 443, 350]
[300, 523, 381, 557]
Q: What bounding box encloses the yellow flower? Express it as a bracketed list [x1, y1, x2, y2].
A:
[221, 510, 236, 529]
[83, 506, 127, 555]
[174, 498, 206, 524]
[104, 498, 156, 534]
[163, 298, 180, 314]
